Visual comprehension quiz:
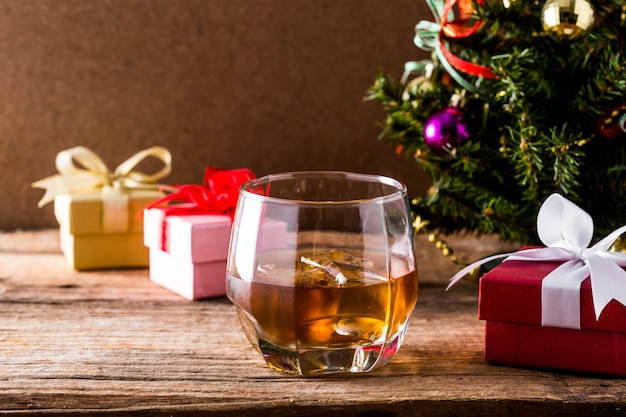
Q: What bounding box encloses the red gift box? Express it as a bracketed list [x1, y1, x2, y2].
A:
[479, 258, 626, 376]
[447, 194, 626, 376]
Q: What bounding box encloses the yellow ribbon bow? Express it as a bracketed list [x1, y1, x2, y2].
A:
[33, 146, 172, 233]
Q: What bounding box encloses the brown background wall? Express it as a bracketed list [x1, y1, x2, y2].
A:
[1, 0, 432, 230]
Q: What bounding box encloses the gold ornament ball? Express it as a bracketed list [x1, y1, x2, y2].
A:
[541, 0, 595, 38]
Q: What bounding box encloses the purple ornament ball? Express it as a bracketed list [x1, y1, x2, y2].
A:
[423, 107, 470, 155]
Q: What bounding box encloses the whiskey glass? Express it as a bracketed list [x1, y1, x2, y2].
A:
[226, 171, 418, 376]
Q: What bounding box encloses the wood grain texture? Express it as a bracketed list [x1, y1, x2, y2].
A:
[0, 230, 624, 416]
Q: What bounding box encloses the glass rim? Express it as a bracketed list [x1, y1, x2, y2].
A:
[240, 170, 407, 206]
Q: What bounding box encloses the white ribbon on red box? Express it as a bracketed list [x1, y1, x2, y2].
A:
[447, 194, 626, 329]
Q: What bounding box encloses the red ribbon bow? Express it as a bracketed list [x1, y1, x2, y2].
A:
[150, 167, 255, 216]
[147, 167, 256, 251]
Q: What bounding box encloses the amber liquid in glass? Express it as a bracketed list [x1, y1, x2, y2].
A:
[227, 248, 418, 375]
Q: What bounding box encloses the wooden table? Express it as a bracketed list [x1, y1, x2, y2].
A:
[1, 229, 625, 416]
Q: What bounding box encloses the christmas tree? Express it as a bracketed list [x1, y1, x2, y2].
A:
[368, 0, 626, 248]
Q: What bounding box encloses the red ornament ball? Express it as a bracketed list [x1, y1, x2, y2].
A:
[598, 104, 626, 138]
[423, 107, 470, 155]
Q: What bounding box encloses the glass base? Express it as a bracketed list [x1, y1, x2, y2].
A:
[256, 326, 408, 376]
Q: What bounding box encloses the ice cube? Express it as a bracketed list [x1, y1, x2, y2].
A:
[299, 256, 348, 285]
[255, 262, 296, 286]
[255, 249, 387, 288]
[298, 249, 386, 287]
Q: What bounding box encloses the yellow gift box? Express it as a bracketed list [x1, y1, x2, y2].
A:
[54, 189, 164, 270]
[33, 146, 172, 270]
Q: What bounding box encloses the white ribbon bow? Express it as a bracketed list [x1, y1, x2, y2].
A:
[33, 146, 172, 233]
[447, 194, 626, 329]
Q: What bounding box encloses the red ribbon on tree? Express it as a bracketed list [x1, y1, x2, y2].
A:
[439, 0, 496, 79]
[147, 167, 255, 251]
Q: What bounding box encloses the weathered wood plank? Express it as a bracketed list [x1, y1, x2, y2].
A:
[0, 229, 624, 416]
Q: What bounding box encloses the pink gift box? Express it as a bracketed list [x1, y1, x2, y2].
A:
[144, 205, 286, 300]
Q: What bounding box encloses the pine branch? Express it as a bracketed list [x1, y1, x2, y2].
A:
[367, 0, 626, 244]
